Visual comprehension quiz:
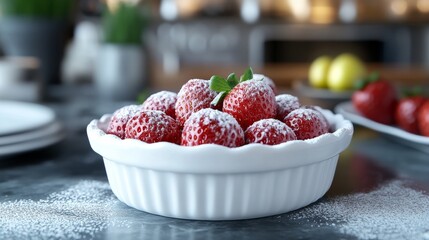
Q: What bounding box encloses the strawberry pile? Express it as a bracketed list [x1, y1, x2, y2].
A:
[106, 68, 331, 147]
[352, 73, 429, 137]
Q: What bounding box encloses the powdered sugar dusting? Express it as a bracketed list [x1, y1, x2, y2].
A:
[284, 108, 330, 140]
[182, 108, 245, 147]
[254, 74, 277, 93]
[276, 94, 300, 120]
[175, 79, 217, 125]
[291, 180, 429, 240]
[125, 110, 180, 144]
[288, 108, 314, 121]
[239, 79, 273, 96]
[143, 91, 177, 106]
[107, 105, 142, 139]
[110, 105, 142, 120]
[245, 118, 296, 145]
[223, 79, 276, 129]
[0, 180, 128, 239]
[142, 91, 177, 118]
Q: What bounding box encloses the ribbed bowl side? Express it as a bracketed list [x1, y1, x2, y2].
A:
[103, 156, 338, 220]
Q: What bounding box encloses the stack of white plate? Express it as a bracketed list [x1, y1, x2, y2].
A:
[0, 101, 65, 157]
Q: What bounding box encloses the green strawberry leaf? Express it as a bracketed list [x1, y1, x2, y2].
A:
[354, 71, 380, 90]
[210, 75, 231, 92]
[240, 67, 254, 82]
[227, 73, 239, 88]
[402, 86, 424, 97]
[211, 91, 228, 108]
[367, 71, 380, 83]
[354, 79, 367, 90]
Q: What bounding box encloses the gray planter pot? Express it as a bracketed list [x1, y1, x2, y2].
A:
[0, 18, 67, 84]
[94, 44, 146, 101]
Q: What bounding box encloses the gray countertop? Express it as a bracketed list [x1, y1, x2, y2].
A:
[1, 85, 429, 240]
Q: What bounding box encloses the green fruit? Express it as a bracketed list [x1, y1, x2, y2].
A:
[327, 53, 366, 91]
[309, 56, 332, 88]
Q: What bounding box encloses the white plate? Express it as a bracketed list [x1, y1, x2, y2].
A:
[0, 101, 55, 136]
[0, 121, 62, 146]
[335, 101, 429, 153]
[0, 128, 65, 157]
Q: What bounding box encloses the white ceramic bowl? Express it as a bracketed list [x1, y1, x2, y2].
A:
[87, 108, 353, 220]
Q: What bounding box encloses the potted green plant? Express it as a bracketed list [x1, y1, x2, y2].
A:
[94, 2, 147, 101]
[0, 0, 74, 84]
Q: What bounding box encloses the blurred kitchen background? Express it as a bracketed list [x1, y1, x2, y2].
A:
[0, 0, 429, 103]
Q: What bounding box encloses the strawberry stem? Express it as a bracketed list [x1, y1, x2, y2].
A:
[211, 91, 227, 108]
[240, 67, 253, 82]
[402, 86, 425, 98]
[354, 71, 380, 90]
[227, 73, 239, 88]
[367, 72, 379, 83]
[210, 75, 232, 92]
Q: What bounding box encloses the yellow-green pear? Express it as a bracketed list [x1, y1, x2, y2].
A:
[327, 53, 366, 91]
[309, 56, 332, 88]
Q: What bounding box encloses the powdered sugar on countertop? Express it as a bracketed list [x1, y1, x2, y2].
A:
[0, 180, 129, 239]
[290, 180, 429, 240]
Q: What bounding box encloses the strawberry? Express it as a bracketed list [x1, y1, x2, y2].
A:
[245, 119, 297, 145]
[395, 96, 426, 134]
[125, 110, 181, 144]
[254, 73, 278, 95]
[417, 100, 429, 137]
[107, 105, 142, 139]
[142, 91, 177, 119]
[301, 105, 331, 132]
[223, 80, 276, 129]
[283, 108, 329, 140]
[210, 68, 276, 130]
[181, 108, 245, 147]
[276, 94, 300, 121]
[352, 73, 397, 125]
[175, 79, 217, 126]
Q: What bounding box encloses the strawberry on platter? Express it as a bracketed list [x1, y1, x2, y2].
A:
[352, 73, 397, 125]
[418, 100, 429, 137]
[395, 94, 426, 135]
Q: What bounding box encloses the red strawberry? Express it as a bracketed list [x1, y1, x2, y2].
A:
[395, 96, 426, 134]
[417, 100, 429, 137]
[245, 119, 297, 145]
[254, 74, 277, 95]
[276, 94, 300, 121]
[125, 110, 181, 144]
[107, 105, 142, 139]
[283, 108, 329, 140]
[142, 91, 177, 119]
[352, 74, 397, 125]
[209, 68, 276, 130]
[222, 79, 276, 129]
[301, 105, 331, 132]
[181, 108, 245, 147]
[175, 79, 217, 126]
